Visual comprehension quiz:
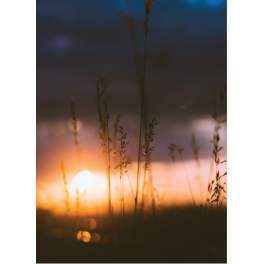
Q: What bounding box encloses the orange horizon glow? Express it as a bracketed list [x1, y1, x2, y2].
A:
[36, 157, 227, 216]
[36, 117, 227, 216]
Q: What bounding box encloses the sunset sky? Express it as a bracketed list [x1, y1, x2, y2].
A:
[36, 0, 227, 213]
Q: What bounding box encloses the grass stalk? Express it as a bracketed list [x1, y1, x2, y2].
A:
[112, 114, 121, 165]
[96, 77, 113, 245]
[114, 125, 130, 226]
[191, 133, 200, 168]
[70, 98, 81, 220]
[205, 152, 214, 207]
[71, 99, 82, 166]
[134, 0, 154, 226]
[141, 118, 158, 215]
[206, 72, 227, 210]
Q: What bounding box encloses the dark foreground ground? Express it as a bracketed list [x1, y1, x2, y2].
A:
[36, 207, 227, 263]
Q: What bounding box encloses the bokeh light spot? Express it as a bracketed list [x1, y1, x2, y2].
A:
[88, 218, 97, 230]
[77, 231, 82, 241]
[76, 231, 91, 242]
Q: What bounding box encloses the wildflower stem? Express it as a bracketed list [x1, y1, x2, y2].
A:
[205, 152, 214, 207]
[178, 152, 196, 208]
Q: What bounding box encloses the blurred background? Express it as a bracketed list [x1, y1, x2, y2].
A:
[36, 0, 227, 214]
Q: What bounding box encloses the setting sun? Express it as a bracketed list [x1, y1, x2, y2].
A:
[75, 171, 96, 192]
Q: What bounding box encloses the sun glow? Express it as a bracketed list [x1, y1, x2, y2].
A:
[75, 171, 96, 192]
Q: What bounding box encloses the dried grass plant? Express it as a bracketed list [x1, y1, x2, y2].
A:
[112, 114, 121, 165]
[141, 117, 158, 216]
[134, 0, 155, 225]
[191, 133, 200, 168]
[70, 99, 81, 220]
[205, 72, 227, 210]
[71, 98, 82, 164]
[119, 0, 160, 225]
[96, 77, 113, 244]
[114, 125, 130, 225]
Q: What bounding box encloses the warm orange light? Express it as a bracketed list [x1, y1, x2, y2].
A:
[77, 217, 97, 230]
[82, 231, 91, 242]
[75, 171, 96, 192]
[88, 218, 97, 230]
[77, 231, 91, 242]
[77, 231, 83, 241]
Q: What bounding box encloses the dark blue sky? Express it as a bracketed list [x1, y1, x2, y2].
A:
[37, 0, 226, 122]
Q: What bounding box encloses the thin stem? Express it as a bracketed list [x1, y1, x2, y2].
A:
[115, 126, 129, 232]
[205, 152, 214, 207]
[122, 174, 124, 225]
[140, 136, 148, 214]
[71, 99, 82, 167]
[134, 117, 142, 225]
[126, 172, 135, 199]
[179, 153, 196, 208]
[96, 77, 113, 247]
[120, 135, 124, 223]
[134, 8, 150, 226]
[149, 166, 156, 218]
[141, 118, 158, 217]
[106, 118, 113, 245]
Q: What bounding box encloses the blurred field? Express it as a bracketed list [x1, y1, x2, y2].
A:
[36, 206, 226, 263]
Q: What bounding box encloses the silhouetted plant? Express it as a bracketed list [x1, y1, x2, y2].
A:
[114, 125, 130, 224]
[191, 133, 200, 168]
[112, 114, 121, 158]
[134, 0, 155, 226]
[96, 77, 113, 244]
[71, 99, 82, 163]
[141, 117, 158, 215]
[205, 72, 227, 210]
[70, 99, 81, 220]
[207, 126, 227, 209]
[118, 0, 157, 225]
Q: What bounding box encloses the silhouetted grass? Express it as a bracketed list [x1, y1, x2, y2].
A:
[134, 0, 155, 225]
[96, 77, 113, 245]
[206, 72, 227, 210]
[71, 99, 82, 165]
[70, 98, 81, 220]
[114, 125, 130, 226]
[141, 117, 158, 217]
